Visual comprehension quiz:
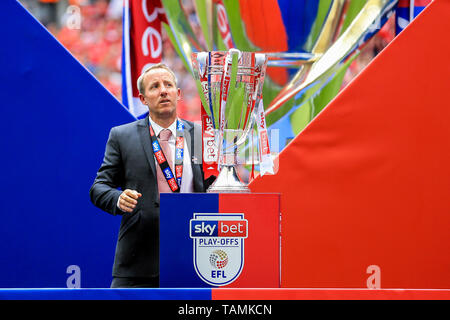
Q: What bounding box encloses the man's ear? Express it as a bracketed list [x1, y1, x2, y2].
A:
[177, 88, 181, 100]
[138, 93, 146, 105]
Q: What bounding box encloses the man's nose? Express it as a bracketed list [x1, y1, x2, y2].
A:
[160, 84, 168, 95]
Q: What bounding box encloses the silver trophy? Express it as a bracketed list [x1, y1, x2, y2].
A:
[162, 0, 397, 150]
[192, 49, 268, 193]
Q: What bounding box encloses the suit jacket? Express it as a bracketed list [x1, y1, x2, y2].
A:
[89, 117, 206, 278]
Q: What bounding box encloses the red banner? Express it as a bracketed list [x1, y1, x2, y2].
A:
[123, 0, 167, 117]
[214, 0, 234, 49]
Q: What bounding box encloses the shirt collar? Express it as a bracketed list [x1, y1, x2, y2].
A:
[149, 116, 177, 138]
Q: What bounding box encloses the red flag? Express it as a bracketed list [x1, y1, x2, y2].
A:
[122, 0, 167, 117]
[213, 0, 234, 49]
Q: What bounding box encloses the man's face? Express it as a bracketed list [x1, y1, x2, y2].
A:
[139, 68, 180, 120]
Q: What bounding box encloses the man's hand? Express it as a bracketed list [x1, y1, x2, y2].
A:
[118, 189, 142, 213]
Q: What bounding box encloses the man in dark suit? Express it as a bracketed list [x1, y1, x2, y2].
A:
[90, 63, 210, 288]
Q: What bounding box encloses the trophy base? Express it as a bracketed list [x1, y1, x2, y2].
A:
[207, 165, 250, 193]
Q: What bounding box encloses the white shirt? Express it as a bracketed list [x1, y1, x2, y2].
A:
[149, 117, 194, 193]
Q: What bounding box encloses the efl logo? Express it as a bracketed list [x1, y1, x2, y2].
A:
[190, 213, 248, 286]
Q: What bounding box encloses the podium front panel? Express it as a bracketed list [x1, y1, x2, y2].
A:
[160, 193, 280, 288]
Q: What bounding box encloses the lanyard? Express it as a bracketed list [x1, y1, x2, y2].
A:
[149, 120, 185, 192]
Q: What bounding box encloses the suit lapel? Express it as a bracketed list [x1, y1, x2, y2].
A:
[182, 119, 205, 192]
[137, 117, 157, 178]
[181, 119, 193, 155]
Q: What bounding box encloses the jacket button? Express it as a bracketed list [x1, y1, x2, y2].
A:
[154, 202, 160, 208]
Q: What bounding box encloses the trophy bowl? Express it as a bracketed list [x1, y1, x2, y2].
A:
[192, 49, 269, 193]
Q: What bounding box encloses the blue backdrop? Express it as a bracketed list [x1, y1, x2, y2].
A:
[160, 193, 219, 288]
[0, 0, 136, 288]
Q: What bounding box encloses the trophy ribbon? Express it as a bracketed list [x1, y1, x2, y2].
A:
[201, 103, 219, 179]
[195, 52, 219, 179]
[217, 49, 238, 166]
[255, 99, 274, 176]
[253, 54, 273, 176]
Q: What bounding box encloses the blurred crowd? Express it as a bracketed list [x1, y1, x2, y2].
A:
[18, 0, 201, 121]
[18, 0, 395, 123]
[20, 0, 123, 98]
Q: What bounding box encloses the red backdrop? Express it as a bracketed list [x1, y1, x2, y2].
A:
[250, 0, 450, 288]
[219, 193, 280, 288]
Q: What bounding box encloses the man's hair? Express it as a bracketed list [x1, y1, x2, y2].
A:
[137, 63, 178, 94]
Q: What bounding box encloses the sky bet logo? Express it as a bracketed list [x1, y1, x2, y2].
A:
[190, 220, 247, 238]
[152, 141, 160, 152]
[163, 167, 174, 179]
[190, 213, 247, 286]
